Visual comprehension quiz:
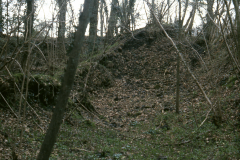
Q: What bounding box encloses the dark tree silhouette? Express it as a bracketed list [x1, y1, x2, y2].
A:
[37, 0, 94, 159]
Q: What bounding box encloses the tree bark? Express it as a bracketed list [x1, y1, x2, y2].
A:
[185, 0, 197, 36]
[57, 0, 67, 58]
[100, 0, 103, 37]
[0, 0, 2, 34]
[151, 0, 155, 24]
[25, 0, 34, 40]
[233, 0, 240, 63]
[36, 0, 94, 159]
[22, 0, 34, 69]
[128, 0, 136, 31]
[206, 0, 214, 40]
[176, 0, 182, 114]
[106, 0, 118, 40]
[89, 0, 99, 54]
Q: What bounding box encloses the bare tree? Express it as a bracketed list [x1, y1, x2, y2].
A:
[106, 0, 118, 40]
[118, 0, 136, 33]
[100, 0, 107, 37]
[128, 0, 136, 31]
[151, 0, 155, 24]
[0, 0, 2, 34]
[206, 0, 215, 40]
[25, 0, 34, 40]
[233, 0, 240, 62]
[89, 0, 99, 54]
[176, 0, 182, 114]
[21, 0, 34, 69]
[37, 0, 94, 159]
[184, 0, 198, 36]
[57, 0, 67, 58]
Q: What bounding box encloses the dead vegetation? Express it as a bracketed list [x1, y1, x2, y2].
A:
[0, 25, 240, 159]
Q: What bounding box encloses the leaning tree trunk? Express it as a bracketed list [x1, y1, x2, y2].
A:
[185, 0, 197, 36]
[88, 0, 99, 54]
[57, 0, 67, 59]
[36, 0, 94, 159]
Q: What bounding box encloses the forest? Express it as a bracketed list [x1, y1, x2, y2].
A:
[0, 0, 239, 159]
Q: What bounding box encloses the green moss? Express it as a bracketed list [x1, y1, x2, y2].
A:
[82, 120, 96, 128]
[225, 75, 238, 88]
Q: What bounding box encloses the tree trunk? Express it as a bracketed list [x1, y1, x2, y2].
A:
[151, 0, 155, 24]
[89, 0, 99, 54]
[100, 0, 103, 37]
[176, 0, 182, 114]
[167, 0, 170, 23]
[120, 0, 127, 34]
[185, 0, 197, 36]
[206, 0, 214, 40]
[0, 0, 2, 34]
[233, 0, 240, 63]
[36, 0, 94, 159]
[57, 0, 67, 59]
[22, 0, 34, 69]
[106, 0, 118, 40]
[181, 0, 188, 23]
[128, 0, 136, 31]
[25, 0, 34, 40]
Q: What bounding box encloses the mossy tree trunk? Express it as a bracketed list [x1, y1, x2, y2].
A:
[36, 0, 94, 159]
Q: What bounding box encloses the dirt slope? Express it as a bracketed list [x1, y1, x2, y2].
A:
[89, 28, 207, 127]
[0, 26, 239, 159]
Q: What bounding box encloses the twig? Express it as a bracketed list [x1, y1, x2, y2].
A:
[30, 42, 47, 62]
[0, 92, 18, 118]
[117, 25, 140, 40]
[199, 101, 217, 127]
[70, 148, 93, 152]
[182, 39, 208, 71]
[219, 20, 240, 73]
[199, 108, 212, 127]
[5, 66, 42, 123]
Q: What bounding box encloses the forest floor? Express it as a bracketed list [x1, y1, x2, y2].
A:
[0, 27, 240, 159]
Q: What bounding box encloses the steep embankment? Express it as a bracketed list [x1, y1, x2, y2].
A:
[77, 26, 240, 159]
[0, 26, 239, 159]
[90, 27, 207, 126]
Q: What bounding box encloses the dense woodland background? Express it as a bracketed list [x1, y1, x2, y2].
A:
[0, 0, 240, 159]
